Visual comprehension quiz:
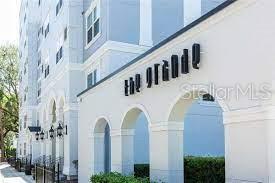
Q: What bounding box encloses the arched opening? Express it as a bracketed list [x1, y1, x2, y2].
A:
[169, 91, 225, 182]
[93, 118, 111, 173]
[121, 107, 150, 177]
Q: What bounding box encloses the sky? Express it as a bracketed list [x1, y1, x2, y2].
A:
[0, 0, 20, 46]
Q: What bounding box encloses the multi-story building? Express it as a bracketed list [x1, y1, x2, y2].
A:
[18, 0, 39, 163]
[18, 0, 225, 181]
[19, 0, 84, 180]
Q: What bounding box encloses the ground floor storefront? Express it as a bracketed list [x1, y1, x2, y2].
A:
[77, 0, 275, 182]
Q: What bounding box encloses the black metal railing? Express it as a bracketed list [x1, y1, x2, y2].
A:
[34, 156, 64, 183]
[14, 155, 33, 173]
[15, 158, 22, 171]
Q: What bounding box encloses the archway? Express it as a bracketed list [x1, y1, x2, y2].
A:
[93, 118, 111, 173]
[121, 107, 150, 177]
[168, 90, 225, 182]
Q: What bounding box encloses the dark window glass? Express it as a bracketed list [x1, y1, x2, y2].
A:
[64, 27, 67, 41]
[94, 70, 97, 84]
[56, 52, 59, 63]
[94, 19, 100, 37]
[56, 0, 63, 16]
[87, 72, 93, 88]
[56, 5, 59, 15]
[56, 47, 63, 64]
[87, 27, 93, 43]
[60, 46, 63, 59]
[45, 24, 49, 38]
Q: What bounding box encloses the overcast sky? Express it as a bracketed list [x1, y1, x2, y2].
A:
[0, 0, 20, 46]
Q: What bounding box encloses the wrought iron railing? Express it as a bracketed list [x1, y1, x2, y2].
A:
[34, 156, 65, 183]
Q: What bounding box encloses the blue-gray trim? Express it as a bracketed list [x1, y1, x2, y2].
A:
[28, 126, 41, 132]
[78, 0, 236, 97]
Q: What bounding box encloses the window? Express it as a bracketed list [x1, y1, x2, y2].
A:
[38, 58, 41, 66]
[19, 119, 22, 131]
[36, 113, 40, 126]
[64, 27, 67, 41]
[44, 65, 50, 78]
[24, 59, 28, 74]
[56, 46, 63, 64]
[24, 87, 28, 102]
[87, 69, 97, 88]
[39, 0, 41, 6]
[23, 143, 26, 156]
[19, 72, 22, 82]
[45, 24, 49, 38]
[24, 115, 27, 128]
[41, 65, 44, 73]
[19, 145, 22, 155]
[24, 14, 26, 23]
[56, 34, 64, 64]
[56, 0, 63, 16]
[86, 4, 100, 45]
[37, 81, 41, 97]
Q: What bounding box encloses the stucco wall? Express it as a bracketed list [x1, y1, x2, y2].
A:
[78, 0, 275, 182]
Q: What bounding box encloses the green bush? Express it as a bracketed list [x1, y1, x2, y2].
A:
[90, 172, 151, 183]
[5, 147, 16, 158]
[184, 156, 225, 183]
[134, 164, 150, 178]
[90, 157, 224, 183]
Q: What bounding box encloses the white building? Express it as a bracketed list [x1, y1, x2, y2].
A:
[18, 0, 238, 182]
[77, 0, 275, 182]
[19, 0, 84, 180]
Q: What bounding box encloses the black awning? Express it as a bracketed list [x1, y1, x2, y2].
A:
[28, 126, 41, 132]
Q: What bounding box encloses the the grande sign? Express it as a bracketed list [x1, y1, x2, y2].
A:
[124, 43, 201, 96]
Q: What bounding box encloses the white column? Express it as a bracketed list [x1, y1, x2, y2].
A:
[150, 122, 183, 183]
[31, 140, 40, 164]
[63, 109, 78, 178]
[184, 0, 201, 26]
[224, 108, 269, 183]
[110, 129, 135, 175]
[267, 106, 275, 183]
[139, 0, 153, 46]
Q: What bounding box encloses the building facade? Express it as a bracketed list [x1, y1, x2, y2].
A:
[77, 0, 275, 183]
[18, 0, 84, 179]
[19, 0, 230, 182]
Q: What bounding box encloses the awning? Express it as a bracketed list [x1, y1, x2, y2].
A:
[28, 126, 41, 132]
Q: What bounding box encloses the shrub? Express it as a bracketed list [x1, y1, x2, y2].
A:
[184, 156, 225, 183]
[134, 164, 150, 178]
[90, 172, 151, 183]
[90, 157, 225, 183]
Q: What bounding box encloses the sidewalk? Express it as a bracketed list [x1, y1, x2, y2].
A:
[0, 163, 34, 183]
